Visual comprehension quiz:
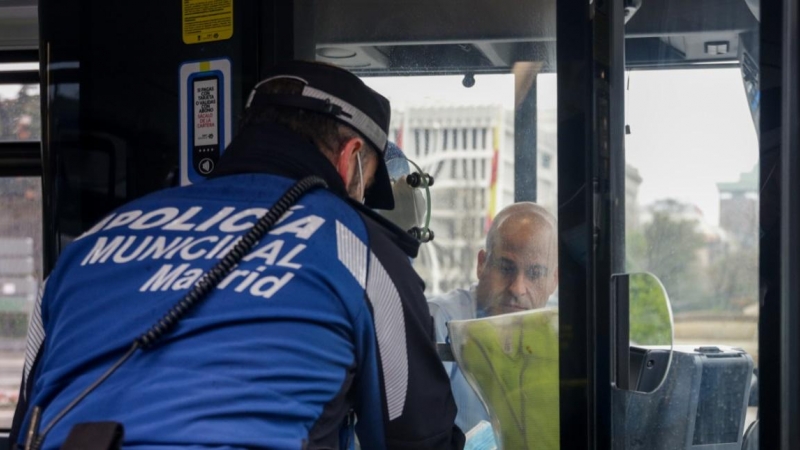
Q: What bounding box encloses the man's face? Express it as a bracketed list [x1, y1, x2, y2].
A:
[475, 217, 558, 316]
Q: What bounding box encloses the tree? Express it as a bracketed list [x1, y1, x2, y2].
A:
[708, 246, 758, 311]
[0, 85, 41, 141]
[627, 200, 707, 312]
[629, 273, 672, 345]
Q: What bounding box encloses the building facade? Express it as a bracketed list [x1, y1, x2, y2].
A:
[389, 104, 557, 295]
[717, 165, 759, 250]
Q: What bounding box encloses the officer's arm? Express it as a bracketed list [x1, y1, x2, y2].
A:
[354, 219, 464, 449]
[10, 279, 48, 447]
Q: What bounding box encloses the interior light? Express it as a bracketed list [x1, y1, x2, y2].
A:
[317, 47, 357, 59]
[705, 41, 730, 55]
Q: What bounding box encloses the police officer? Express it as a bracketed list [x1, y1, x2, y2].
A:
[13, 61, 464, 449]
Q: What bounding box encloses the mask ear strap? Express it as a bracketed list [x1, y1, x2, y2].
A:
[356, 152, 365, 204]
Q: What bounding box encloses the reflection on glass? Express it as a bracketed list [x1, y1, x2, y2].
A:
[0, 177, 42, 429]
[625, 6, 760, 438]
[307, 2, 558, 444]
[628, 273, 672, 347]
[449, 308, 559, 450]
[612, 272, 674, 395]
[624, 69, 759, 428]
[364, 72, 558, 446]
[363, 74, 557, 296]
[625, 68, 758, 359]
[0, 84, 41, 141]
[426, 201, 558, 436]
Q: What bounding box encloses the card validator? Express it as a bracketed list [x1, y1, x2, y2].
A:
[189, 71, 224, 180]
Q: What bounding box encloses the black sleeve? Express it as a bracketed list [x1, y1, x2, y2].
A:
[361, 213, 465, 449]
[9, 347, 42, 448]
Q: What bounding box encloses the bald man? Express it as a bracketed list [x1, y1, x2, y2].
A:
[428, 202, 559, 432]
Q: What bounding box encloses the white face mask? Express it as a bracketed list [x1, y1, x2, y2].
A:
[356, 152, 365, 204]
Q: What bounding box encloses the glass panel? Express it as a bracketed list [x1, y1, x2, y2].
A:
[448, 307, 559, 449]
[0, 83, 41, 142]
[622, 2, 759, 447]
[363, 74, 558, 298]
[0, 177, 42, 429]
[363, 75, 558, 442]
[305, 1, 558, 445]
[0, 79, 42, 428]
[611, 272, 674, 395]
[363, 74, 557, 292]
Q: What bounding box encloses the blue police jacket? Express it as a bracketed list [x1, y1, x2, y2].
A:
[14, 124, 464, 450]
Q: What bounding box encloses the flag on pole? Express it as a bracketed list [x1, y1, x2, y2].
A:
[485, 125, 500, 233]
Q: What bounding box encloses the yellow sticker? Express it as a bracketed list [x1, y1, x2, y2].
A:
[182, 0, 233, 45]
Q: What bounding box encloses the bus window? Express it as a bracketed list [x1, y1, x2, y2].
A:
[0, 78, 42, 429]
[0, 176, 42, 425]
[360, 74, 557, 297]
[297, 1, 559, 445]
[621, 1, 760, 445]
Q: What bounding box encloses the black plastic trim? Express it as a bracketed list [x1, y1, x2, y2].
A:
[556, 0, 593, 447]
[0, 141, 42, 177]
[0, 50, 39, 64]
[781, 0, 800, 448]
[759, 0, 783, 448]
[0, 71, 39, 85]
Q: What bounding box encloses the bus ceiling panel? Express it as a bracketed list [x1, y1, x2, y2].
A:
[312, 0, 557, 46]
[318, 41, 556, 74]
[310, 0, 557, 73]
[0, 1, 38, 51]
[625, 0, 759, 37]
[311, 0, 756, 42]
[311, 0, 756, 72]
[625, 32, 745, 68]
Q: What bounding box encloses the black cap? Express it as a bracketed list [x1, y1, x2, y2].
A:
[246, 61, 394, 209]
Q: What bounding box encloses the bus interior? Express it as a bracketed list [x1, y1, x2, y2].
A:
[1, 0, 798, 448]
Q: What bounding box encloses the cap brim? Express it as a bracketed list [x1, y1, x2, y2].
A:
[365, 157, 395, 210]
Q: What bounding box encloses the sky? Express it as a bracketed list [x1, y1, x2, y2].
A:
[624, 68, 759, 226]
[363, 68, 759, 227]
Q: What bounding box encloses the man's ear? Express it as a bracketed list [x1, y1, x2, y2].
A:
[477, 249, 487, 279]
[548, 266, 559, 296]
[335, 137, 365, 186]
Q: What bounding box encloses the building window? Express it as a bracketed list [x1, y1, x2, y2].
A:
[482, 128, 488, 148]
[434, 160, 445, 179]
[443, 128, 448, 150]
[462, 129, 468, 149]
[414, 130, 421, 156]
[453, 129, 458, 149]
[472, 128, 478, 149]
[542, 153, 552, 169]
[424, 129, 430, 155]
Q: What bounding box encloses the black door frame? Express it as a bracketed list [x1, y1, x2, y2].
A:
[556, 0, 625, 447]
[780, 0, 800, 448]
